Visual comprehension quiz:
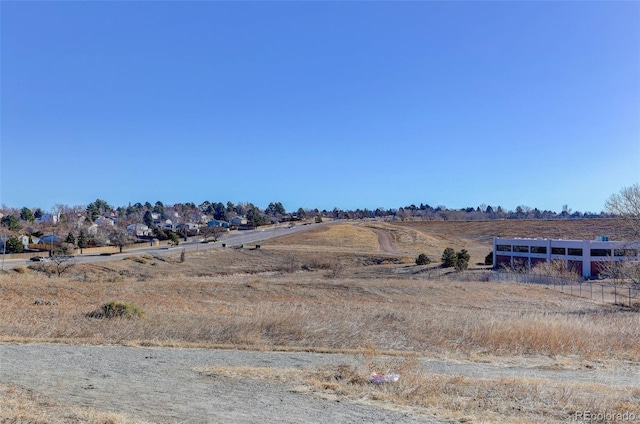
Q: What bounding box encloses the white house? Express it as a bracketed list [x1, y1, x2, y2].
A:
[35, 214, 59, 224]
[126, 223, 151, 237]
[95, 216, 116, 226]
[493, 236, 640, 278]
[229, 216, 247, 226]
[153, 218, 175, 230]
[177, 222, 200, 235]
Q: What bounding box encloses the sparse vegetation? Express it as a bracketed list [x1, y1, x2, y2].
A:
[0, 384, 149, 424]
[415, 253, 431, 265]
[87, 300, 145, 319]
[2, 219, 639, 423]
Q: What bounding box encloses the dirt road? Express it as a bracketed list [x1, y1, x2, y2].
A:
[368, 228, 401, 255]
[2, 343, 637, 423]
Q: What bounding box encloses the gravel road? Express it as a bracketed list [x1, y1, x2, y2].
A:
[1, 343, 637, 423]
[0, 343, 444, 423]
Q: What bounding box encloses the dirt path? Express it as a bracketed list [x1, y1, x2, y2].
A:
[2, 343, 638, 423]
[369, 227, 401, 254]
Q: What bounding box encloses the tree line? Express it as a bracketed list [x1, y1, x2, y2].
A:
[1, 184, 638, 255]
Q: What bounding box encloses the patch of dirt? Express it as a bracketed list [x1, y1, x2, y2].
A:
[0, 344, 441, 423]
[2, 344, 638, 423]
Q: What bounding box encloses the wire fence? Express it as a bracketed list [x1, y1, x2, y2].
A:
[490, 271, 640, 309]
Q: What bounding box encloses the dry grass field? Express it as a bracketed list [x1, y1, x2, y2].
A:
[1, 219, 638, 423]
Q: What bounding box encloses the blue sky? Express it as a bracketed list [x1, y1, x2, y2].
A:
[1, 1, 639, 214]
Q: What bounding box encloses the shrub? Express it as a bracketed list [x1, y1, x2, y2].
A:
[484, 251, 493, 266]
[442, 247, 470, 270]
[455, 249, 470, 271]
[168, 232, 180, 245]
[13, 266, 26, 274]
[86, 301, 145, 319]
[415, 253, 431, 266]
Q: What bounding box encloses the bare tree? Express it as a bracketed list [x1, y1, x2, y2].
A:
[605, 183, 640, 240]
[49, 248, 76, 277]
[109, 227, 137, 253]
[29, 246, 75, 278]
[604, 184, 640, 286]
[201, 225, 227, 242]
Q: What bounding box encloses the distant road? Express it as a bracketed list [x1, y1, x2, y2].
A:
[1, 221, 336, 270]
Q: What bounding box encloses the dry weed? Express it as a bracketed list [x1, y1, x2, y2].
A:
[0, 385, 149, 423]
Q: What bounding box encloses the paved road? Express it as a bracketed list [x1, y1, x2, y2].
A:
[0, 221, 335, 270]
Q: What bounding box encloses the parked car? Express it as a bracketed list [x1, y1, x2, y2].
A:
[29, 256, 49, 262]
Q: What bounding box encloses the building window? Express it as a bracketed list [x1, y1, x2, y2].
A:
[615, 249, 638, 257]
[551, 247, 566, 255]
[530, 246, 547, 254]
[567, 248, 583, 256]
[496, 245, 511, 252]
[513, 245, 529, 253]
[590, 249, 610, 257]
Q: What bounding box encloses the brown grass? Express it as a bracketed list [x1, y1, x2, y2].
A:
[0, 384, 148, 423]
[2, 219, 638, 422]
[199, 356, 640, 424]
[265, 223, 382, 253]
[1, 252, 637, 360]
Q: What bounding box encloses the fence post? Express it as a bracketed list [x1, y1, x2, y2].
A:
[590, 282, 592, 299]
[629, 287, 632, 308]
[579, 283, 582, 297]
[614, 285, 617, 305]
[601, 284, 604, 302]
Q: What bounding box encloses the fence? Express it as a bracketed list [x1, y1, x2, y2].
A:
[4, 239, 174, 261]
[491, 271, 640, 308]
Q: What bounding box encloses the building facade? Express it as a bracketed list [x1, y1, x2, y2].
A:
[493, 237, 640, 278]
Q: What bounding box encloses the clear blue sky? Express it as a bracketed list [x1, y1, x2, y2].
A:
[2, 1, 639, 214]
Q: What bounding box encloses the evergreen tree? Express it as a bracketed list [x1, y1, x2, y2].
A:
[5, 236, 24, 253]
[246, 205, 264, 228]
[65, 231, 76, 245]
[455, 249, 470, 271]
[78, 230, 88, 251]
[20, 207, 34, 222]
[86, 203, 99, 222]
[1, 215, 22, 232]
[441, 248, 457, 268]
[143, 210, 154, 228]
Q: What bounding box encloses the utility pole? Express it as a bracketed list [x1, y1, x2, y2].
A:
[1, 236, 5, 271]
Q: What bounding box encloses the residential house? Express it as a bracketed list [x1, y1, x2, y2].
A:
[207, 220, 230, 228]
[35, 214, 59, 225]
[126, 223, 151, 237]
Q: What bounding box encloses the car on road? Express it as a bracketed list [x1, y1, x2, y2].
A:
[29, 256, 50, 262]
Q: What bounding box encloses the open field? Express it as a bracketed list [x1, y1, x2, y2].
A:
[1, 219, 638, 423]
